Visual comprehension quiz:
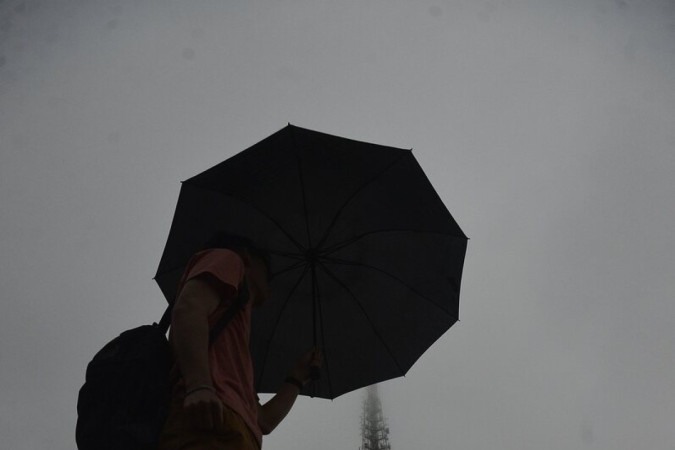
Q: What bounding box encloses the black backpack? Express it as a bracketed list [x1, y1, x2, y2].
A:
[76, 282, 248, 450]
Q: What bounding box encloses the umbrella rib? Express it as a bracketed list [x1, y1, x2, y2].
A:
[323, 228, 467, 255]
[267, 249, 306, 261]
[309, 263, 334, 398]
[321, 255, 455, 317]
[271, 260, 307, 279]
[315, 153, 409, 250]
[316, 261, 407, 377]
[313, 267, 334, 399]
[183, 182, 306, 252]
[257, 264, 311, 389]
[158, 250, 306, 283]
[292, 126, 314, 248]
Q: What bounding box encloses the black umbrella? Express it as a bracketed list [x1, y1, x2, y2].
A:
[155, 125, 467, 399]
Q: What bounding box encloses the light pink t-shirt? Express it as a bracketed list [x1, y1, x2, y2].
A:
[175, 248, 262, 447]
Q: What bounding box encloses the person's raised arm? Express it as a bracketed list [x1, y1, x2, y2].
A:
[257, 348, 322, 435]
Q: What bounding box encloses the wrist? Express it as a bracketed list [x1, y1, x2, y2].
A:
[184, 375, 214, 392]
[185, 384, 215, 397]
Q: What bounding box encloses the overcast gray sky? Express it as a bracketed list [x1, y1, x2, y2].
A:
[1, 0, 675, 449]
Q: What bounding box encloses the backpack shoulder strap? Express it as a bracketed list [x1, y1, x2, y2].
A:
[158, 305, 172, 334]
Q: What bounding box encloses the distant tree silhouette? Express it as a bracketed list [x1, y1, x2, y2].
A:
[360, 385, 391, 450]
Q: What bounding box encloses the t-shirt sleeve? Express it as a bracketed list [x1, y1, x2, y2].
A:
[183, 249, 245, 299]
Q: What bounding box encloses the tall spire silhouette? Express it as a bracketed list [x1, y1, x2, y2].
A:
[360, 385, 391, 450]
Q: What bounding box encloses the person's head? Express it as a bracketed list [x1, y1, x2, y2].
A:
[202, 232, 271, 306]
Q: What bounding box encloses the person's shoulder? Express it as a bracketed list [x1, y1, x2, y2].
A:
[189, 248, 246, 287]
[181, 248, 245, 302]
[194, 248, 244, 267]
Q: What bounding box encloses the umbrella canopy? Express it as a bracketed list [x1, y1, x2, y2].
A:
[155, 124, 467, 399]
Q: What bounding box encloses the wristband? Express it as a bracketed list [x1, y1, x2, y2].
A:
[284, 376, 304, 390]
[185, 385, 215, 397]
